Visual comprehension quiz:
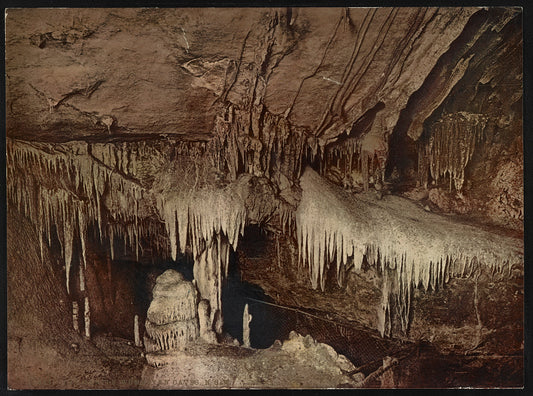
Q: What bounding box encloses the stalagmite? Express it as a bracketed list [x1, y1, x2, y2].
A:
[296, 167, 523, 335]
[79, 264, 85, 292]
[198, 299, 218, 344]
[134, 315, 141, 347]
[144, 270, 200, 352]
[72, 301, 79, 333]
[84, 296, 91, 339]
[379, 356, 398, 387]
[243, 303, 252, 348]
[78, 212, 87, 270]
[213, 309, 223, 335]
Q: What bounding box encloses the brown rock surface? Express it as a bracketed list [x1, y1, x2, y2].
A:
[5, 8, 486, 143]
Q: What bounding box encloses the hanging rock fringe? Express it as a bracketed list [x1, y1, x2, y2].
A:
[295, 168, 522, 336]
[210, 103, 307, 184]
[6, 137, 212, 293]
[419, 112, 489, 191]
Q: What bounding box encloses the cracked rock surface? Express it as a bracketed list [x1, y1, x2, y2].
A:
[5, 8, 484, 142]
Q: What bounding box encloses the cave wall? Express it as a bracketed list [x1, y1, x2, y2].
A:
[419, 11, 523, 229]
[7, 207, 111, 388]
[7, 207, 71, 345]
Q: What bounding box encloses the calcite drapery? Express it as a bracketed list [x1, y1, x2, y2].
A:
[418, 112, 489, 191]
[6, 136, 248, 329]
[295, 167, 523, 336]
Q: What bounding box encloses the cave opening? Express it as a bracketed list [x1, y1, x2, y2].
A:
[71, 220, 298, 350]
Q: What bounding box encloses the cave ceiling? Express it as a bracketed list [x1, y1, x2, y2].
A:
[6, 7, 521, 144]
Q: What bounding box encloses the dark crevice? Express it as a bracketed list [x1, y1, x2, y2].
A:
[391, 8, 493, 142]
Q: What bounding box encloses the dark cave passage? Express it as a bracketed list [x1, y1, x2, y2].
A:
[61, 221, 296, 351]
[229, 225, 394, 365]
[225, 225, 387, 361]
[78, 224, 294, 350]
[60, 221, 198, 341]
[223, 225, 297, 349]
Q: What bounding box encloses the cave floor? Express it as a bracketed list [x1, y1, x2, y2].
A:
[8, 334, 146, 389]
[140, 338, 359, 389]
[8, 327, 523, 389]
[8, 331, 361, 389]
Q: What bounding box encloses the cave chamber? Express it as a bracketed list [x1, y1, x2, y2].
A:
[5, 6, 524, 389]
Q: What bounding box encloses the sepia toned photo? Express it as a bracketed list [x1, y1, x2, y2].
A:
[5, 7, 524, 389]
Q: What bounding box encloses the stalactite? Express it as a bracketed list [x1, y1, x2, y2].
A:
[156, 185, 248, 261]
[419, 112, 488, 191]
[8, 136, 213, 283]
[296, 168, 523, 336]
[377, 268, 392, 338]
[63, 204, 74, 294]
[6, 137, 170, 293]
[192, 233, 232, 324]
[78, 212, 87, 270]
[211, 102, 307, 185]
[324, 130, 388, 192]
[154, 168, 250, 322]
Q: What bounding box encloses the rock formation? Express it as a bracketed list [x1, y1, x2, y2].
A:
[197, 299, 218, 344]
[242, 304, 252, 348]
[144, 270, 199, 352]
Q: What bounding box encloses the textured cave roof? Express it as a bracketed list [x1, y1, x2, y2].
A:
[5, 7, 522, 145]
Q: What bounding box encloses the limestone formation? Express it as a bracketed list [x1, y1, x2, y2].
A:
[134, 315, 141, 347]
[295, 167, 522, 335]
[242, 304, 252, 348]
[197, 299, 217, 344]
[144, 270, 199, 352]
[282, 331, 356, 375]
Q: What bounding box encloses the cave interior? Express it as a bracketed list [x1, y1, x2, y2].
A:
[5, 7, 524, 389]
